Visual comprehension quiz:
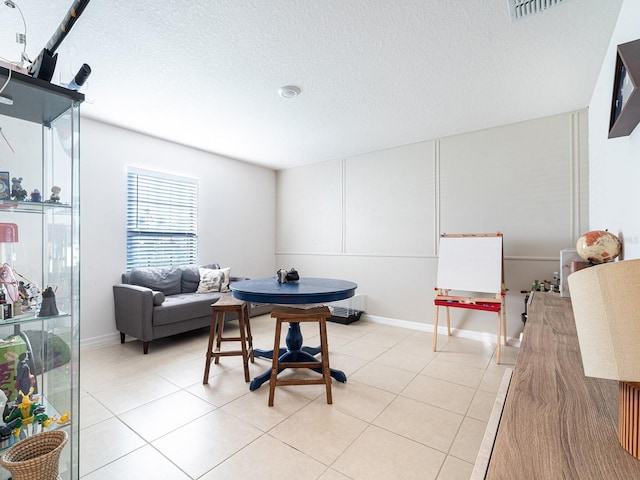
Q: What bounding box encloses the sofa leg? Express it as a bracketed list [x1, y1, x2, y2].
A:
[120, 332, 125, 344]
[143, 341, 149, 354]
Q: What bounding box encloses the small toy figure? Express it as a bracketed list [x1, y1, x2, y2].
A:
[0, 389, 11, 442]
[10, 177, 27, 201]
[17, 281, 28, 301]
[14, 352, 35, 403]
[49, 185, 61, 203]
[4, 387, 54, 438]
[56, 411, 71, 425]
[17, 280, 37, 311]
[17, 281, 29, 308]
[38, 286, 59, 316]
[30, 189, 41, 202]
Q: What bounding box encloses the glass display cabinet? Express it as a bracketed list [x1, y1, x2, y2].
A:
[0, 66, 81, 479]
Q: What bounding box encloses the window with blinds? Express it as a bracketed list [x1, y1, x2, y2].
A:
[126, 169, 198, 270]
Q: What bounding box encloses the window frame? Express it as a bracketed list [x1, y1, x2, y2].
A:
[126, 168, 198, 270]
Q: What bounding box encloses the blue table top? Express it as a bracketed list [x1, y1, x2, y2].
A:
[230, 277, 357, 304]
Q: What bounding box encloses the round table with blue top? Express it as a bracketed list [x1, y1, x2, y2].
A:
[230, 277, 357, 391]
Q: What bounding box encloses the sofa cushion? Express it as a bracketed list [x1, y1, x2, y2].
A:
[153, 292, 224, 326]
[181, 263, 221, 293]
[196, 267, 231, 293]
[129, 266, 182, 296]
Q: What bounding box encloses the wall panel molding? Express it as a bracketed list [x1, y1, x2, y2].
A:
[276, 111, 589, 339]
[434, 139, 441, 255]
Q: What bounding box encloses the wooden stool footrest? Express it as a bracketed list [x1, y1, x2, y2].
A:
[213, 350, 247, 357]
[218, 336, 244, 342]
[275, 378, 327, 387]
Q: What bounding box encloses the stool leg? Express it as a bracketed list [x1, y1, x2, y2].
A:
[203, 312, 217, 384]
[238, 307, 250, 382]
[319, 318, 332, 404]
[269, 318, 283, 407]
[244, 303, 254, 363]
[214, 311, 224, 364]
[433, 305, 439, 352]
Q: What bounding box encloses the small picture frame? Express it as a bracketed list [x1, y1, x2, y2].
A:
[0, 172, 9, 200]
[609, 39, 640, 139]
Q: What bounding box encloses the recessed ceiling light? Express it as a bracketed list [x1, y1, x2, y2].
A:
[278, 85, 300, 98]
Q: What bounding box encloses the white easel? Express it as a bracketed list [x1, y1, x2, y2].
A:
[433, 233, 507, 363]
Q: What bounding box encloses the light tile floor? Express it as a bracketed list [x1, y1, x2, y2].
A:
[79, 316, 518, 479]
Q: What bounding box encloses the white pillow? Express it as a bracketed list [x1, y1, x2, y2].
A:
[196, 267, 231, 293]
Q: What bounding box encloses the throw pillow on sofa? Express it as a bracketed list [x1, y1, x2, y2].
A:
[130, 266, 182, 296]
[196, 267, 231, 293]
[181, 263, 221, 293]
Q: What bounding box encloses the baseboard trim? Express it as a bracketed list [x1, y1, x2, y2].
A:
[81, 332, 121, 350]
[81, 314, 519, 350]
[361, 313, 518, 346]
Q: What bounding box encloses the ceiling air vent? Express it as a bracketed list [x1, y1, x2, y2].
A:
[508, 0, 570, 20]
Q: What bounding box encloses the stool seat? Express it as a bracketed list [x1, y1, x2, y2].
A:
[203, 295, 254, 384]
[270, 305, 331, 319]
[268, 305, 333, 406]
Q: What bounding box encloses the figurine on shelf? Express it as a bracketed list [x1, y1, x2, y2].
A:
[0, 389, 11, 442]
[10, 177, 27, 201]
[56, 411, 70, 425]
[49, 185, 61, 203]
[14, 270, 41, 310]
[30, 189, 41, 202]
[16, 281, 35, 312]
[38, 286, 59, 317]
[4, 387, 55, 439]
[14, 352, 35, 403]
[17, 281, 29, 310]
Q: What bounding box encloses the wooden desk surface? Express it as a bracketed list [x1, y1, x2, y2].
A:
[486, 292, 640, 479]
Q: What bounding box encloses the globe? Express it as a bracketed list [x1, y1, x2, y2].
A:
[576, 230, 622, 264]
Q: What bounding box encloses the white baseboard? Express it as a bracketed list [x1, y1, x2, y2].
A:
[81, 332, 121, 350]
[361, 313, 518, 346]
[81, 314, 520, 351]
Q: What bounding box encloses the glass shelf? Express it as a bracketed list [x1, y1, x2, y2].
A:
[0, 200, 72, 214]
[0, 311, 70, 327]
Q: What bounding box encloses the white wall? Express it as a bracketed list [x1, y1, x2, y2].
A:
[80, 118, 276, 346]
[277, 111, 589, 341]
[589, 0, 640, 259]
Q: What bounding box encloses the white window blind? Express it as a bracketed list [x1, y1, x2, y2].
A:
[126, 169, 197, 270]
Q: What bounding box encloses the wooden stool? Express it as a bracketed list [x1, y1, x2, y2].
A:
[268, 305, 332, 406]
[203, 296, 254, 384]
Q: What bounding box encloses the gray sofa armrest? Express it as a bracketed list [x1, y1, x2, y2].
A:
[113, 284, 155, 342]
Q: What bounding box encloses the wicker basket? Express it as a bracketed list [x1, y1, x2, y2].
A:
[0, 430, 67, 480]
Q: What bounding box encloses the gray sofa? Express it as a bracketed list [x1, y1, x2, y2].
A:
[113, 263, 270, 354]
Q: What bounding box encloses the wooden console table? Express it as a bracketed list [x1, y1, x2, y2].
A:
[477, 292, 640, 479]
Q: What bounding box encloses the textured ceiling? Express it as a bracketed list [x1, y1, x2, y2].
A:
[0, 0, 624, 170]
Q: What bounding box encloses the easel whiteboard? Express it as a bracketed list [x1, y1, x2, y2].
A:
[436, 234, 503, 294]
